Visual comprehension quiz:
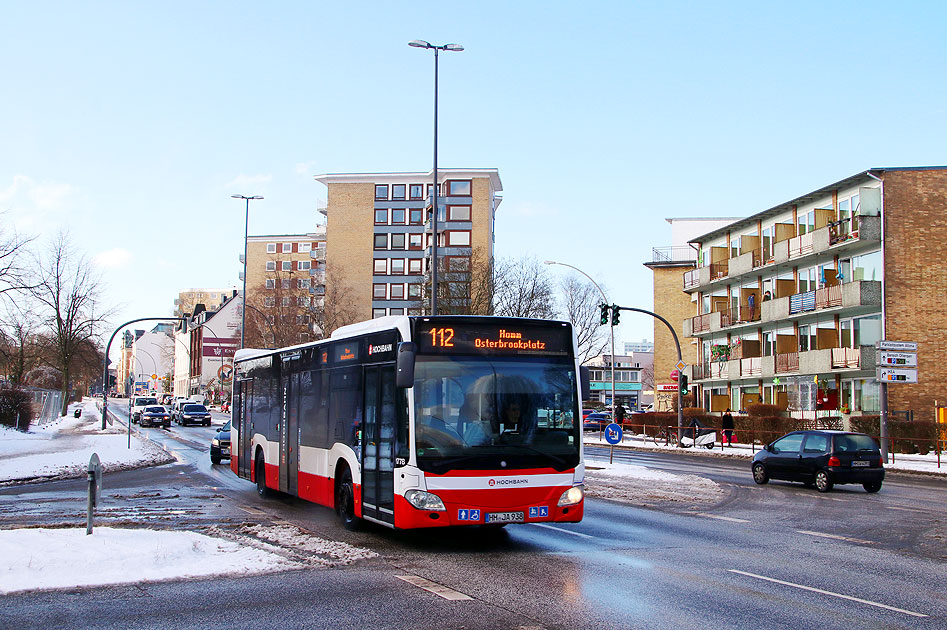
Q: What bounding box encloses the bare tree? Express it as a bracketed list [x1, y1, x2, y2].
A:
[0, 216, 37, 301]
[0, 302, 42, 385]
[556, 274, 609, 364]
[492, 255, 557, 319]
[244, 269, 312, 348]
[411, 247, 495, 316]
[310, 268, 360, 339]
[31, 233, 113, 415]
[640, 363, 655, 392]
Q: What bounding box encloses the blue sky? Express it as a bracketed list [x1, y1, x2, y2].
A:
[3, 1, 946, 361]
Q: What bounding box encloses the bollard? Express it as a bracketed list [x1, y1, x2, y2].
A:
[86, 453, 101, 535]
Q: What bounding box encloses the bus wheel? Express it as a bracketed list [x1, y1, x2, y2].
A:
[336, 468, 360, 531]
[255, 454, 270, 499]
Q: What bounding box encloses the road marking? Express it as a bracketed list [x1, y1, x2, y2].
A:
[396, 575, 473, 600]
[530, 523, 595, 539]
[885, 505, 928, 513]
[728, 570, 928, 618]
[236, 505, 266, 515]
[695, 513, 750, 523]
[796, 530, 874, 545]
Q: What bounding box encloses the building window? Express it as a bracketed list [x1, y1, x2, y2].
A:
[298, 260, 311, 271]
[265, 261, 276, 271]
[389, 308, 404, 316]
[281, 297, 291, 307]
[298, 279, 310, 289]
[375, 209, 388, 224]
[447, 256, 470, 272]
[263, 297, 275, 307]
[447, 231, 471, 246]
[372, 308, 386, 319]
[266, 243, 277, 254]
[281, 279, 291, 290]
[408, 308, 422, 316]
[375, 184, 388, 200]
[390, 259, 405, 275]
[409, 184, 423, 200]
[390, 233, 406, 250]
[391, 209, 405, 224]
[390, 284, 405, 300]
[373, 284, 387, 299]
[409, 233, 423, 250]
[282, 261, 292, 271]
[447, 180, 472, 196]
[373, 259, 387, 275]
[374, 234, 388, 250]
[299, 242, 312, 253]
[392, 184, 406, 200]
[448, 205, 471, 221]
[408, 283, 421, 298]
[409, 208, 423, 224]
[408, 259, 422, 274]
[426, 183, 437, 198]
[265, 279, 275, 289]
[282, 243, 293, 253]
[298, 296, 310, 307]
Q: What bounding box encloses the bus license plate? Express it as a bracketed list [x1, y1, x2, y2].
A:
[487, 511, 524, 524]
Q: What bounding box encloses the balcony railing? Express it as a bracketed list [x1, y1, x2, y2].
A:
[741, 357, 762, 376]
[696, 361, 730, 380]
[831, 347, 860, 369]
[775, 352, 800, 373]
[789, 290, 816, 314]
[309, 248, 326, 260]
[710, 261, 729, 280]
[829, 216, 859, 245]
[652, 246, 697, 263]
[815, 284, 842, 309]
[690, 313, 712, 333]
[788, 232, 814, 258]
[751, 247, 774, 269]
[720, 305, 761, 328]
[683, 268, 700, 290]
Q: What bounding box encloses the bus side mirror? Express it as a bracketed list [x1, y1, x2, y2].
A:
[396, 342, 417, 388]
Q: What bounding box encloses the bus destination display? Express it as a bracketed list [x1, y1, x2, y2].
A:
[415, 320, 571, 356]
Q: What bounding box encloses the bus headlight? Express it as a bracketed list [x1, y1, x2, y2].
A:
[557, 485, 584, 507]
[404, 489, 446, 511]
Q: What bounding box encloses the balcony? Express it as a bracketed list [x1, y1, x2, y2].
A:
[652, 246, 697, 263]
[788, 232, 814, 259]
[741, 356, 762, 377]
[710, 261, 729, 280]
[720, 305, 761, 328]
[309, 249, 326, 261]
[683, 268, 700, 290]
[694, 361, 729, 381]
[775, 352, 799, 373]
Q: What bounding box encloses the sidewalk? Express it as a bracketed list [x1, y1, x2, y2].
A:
[584, 431, 947, 477]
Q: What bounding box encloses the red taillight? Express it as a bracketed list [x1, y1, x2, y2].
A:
[879, 457, 884, 467]
[828, 456, 841, 467]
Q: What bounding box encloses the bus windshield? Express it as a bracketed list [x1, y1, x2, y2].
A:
[413, 355, 580, 473]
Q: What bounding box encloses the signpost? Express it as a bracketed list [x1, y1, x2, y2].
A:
[604, 422, 623, 464]
[875, 340, 919, 463]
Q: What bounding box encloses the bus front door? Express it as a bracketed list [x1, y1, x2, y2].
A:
[237, 379, 252, 479]
[362, 365, 396, 525]
[279, 373, 299, 495]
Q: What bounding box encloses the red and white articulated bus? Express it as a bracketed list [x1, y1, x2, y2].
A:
[231, 315, 585, 530]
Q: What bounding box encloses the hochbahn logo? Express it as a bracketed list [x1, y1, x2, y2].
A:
[488, 478, 528, 487]
[368, 343, 393, 355]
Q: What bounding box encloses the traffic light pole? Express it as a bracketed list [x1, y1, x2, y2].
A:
[614, 306, 685, 446]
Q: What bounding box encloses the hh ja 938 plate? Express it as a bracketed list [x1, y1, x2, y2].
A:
[487, 511, 525, 524]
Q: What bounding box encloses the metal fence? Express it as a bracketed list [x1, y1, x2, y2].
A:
[25, 388, 65, 426]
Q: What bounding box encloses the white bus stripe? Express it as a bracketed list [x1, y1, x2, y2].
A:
[728, 570, 928, 618]
[396, 575, 473, 600]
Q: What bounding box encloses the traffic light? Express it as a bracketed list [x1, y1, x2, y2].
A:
[679, 373, 688, 396]
[611, 304, 620, 326]
[600, 303, 609, 325]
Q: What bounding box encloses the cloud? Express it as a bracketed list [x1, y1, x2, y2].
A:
[294, 161, 316, 176]
[0, 175, 76, 233]
[225, 174, 272, 190]
[93, 248, 133, 269]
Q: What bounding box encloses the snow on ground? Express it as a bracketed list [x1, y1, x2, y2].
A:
[585, 460, 725, 505]
[0, 399, 173, 484]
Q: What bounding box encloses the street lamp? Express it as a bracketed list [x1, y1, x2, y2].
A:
[232, 194, 263, 348]
[408, 39, 464, 316]
[543, 260, 617, 415]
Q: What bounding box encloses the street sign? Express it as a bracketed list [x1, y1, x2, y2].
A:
[877, 368, 918, 384]
[604, 423, 623, 445]
[878, 351, 918, 367]
[675, 360, 688, 372]
[670, 369, 679, 382]
[877, 340, 918, 352]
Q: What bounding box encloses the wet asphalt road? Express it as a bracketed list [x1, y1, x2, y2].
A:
[1, 417, 946, 629]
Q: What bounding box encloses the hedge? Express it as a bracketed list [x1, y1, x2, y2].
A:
[849, 415, 940, 455]
[0, 388, 33, 431]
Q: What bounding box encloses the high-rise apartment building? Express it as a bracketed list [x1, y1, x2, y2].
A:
[314, 169, 501, 320]
[173, 288, 235, 317]
[680, 166, 947, 423]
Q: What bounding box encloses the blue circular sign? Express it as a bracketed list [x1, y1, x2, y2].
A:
[604, 422, 623, 445]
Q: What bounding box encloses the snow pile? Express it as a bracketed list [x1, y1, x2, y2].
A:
[584, 461, 725, 505]
[236, 524, 379, 566]
[0, 527, 302, 595]
[0, 400, 173, 484]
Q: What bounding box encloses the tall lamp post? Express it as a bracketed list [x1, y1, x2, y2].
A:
[408, 39, 464, 316]
[232, 194, 263, 348]
[543, 261, 617, 414]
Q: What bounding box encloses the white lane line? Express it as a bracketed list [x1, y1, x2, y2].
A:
[796, 530, 874, 545]
[396, 575, 473, 600]
[530, 523, 595, 539]
[886, 505, 928, 513]
[728, 570, 928, 618]
[694, 513, 750, 523]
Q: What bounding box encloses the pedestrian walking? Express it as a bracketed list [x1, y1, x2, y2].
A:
[615, 403, 626, 425]
[722, 408, 734, 446]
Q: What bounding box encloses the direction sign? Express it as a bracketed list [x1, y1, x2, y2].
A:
[675, 360, 688, 372]
[877, 368, 918, 384]
[878, 340, 918, 352]
[878, 351, 918, 367]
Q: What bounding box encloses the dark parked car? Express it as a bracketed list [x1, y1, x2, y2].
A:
[139, 405, 171, 429]
[583, 412, 612, 431]
[177, 403, 212, 426]
[210, 420, 231, 465]
[752, 430, 884, 493]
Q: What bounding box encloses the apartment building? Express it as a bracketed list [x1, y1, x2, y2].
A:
[173, 288, 234, 318]
[586, 352, 654, 410]
[242, 229, 327, 346]
[681, 167, 947, 423]
[314, 169, 501, 320]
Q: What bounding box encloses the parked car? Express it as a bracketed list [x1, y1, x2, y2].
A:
[177, 403, 212, 426]
[210, 420, 231, 465]
[583, 412, 612, 431]
[131, 396, 158, 423]
[752, 430, 884, 493]
[139, 405, 171, 429]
